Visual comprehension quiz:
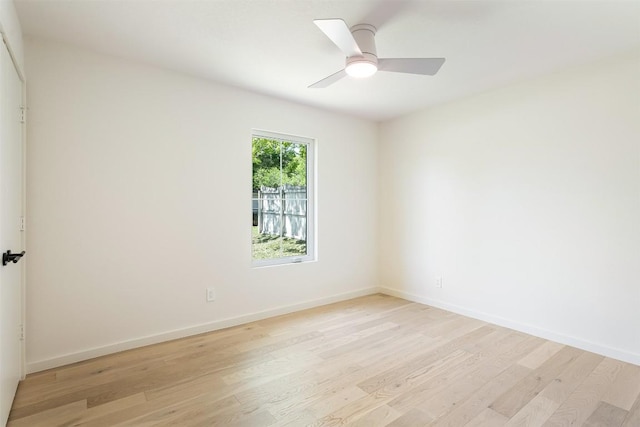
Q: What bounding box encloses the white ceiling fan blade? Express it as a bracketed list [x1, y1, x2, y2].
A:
[308, 69, 348, 88]
[314, 19, 362, 57]
[378, 58, 446, 75]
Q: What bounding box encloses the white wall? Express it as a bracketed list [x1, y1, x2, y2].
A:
[0, 0, 23, 77]
[379, 50, 640, 365]
[24, 38, 379, 372]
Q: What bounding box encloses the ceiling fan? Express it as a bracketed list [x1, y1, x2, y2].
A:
[310, 18, 445, 88]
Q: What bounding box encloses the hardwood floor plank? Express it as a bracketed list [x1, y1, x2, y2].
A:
[385, 408, 433, 426]
[270, 410, 317, 427]
[357, 325, 495, 393]
[310, 348, 479, 425]
[583, 401, 627, 427]
[70, 393, 147, 426]
[387, 332, 541, 414]
[12, 358, 168, 409]
[8, 399, 86, 426]
[422, 315, 484, 340]
[464, 407, 508, 427]
[517, 341, 566, 370]
[427, 363, 531, 425]
[306, 386, 368, 419]
[601, 362, 640, 411]
[317, 322, 419, 360]
[309, 393, 392, 426]
[86, 393, 237, 426]
[370, 348, 475, 398]
[490, 346, 584, 418]
[8, 294, 637, 427]
[317, 301, 426, 335]
[622, 391, 640, 427]
[346, 404, 402, 427]
[265, 334, 437, 421]
[542, 357, 625, 426]
[320, 331, 435, 374]
[299, 321, 402, 357]
[505, 351, 603, 427]
[261, 334, 434, 421]
[215, 330, 324, 359]
[119, 395, 243, 427]
[221, 352, 323, 385]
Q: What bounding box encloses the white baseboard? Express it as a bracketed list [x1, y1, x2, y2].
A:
[379, 287, 640, 366]
[27, 287, 381, 373]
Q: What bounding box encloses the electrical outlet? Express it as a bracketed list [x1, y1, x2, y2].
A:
[206, 287, 216, 302]
[436, 277, 443, 288]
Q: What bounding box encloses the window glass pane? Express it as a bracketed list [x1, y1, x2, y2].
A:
[252, 137, 282, 194]
[252, 134, 311, 264]
[282, 142, 307, 195]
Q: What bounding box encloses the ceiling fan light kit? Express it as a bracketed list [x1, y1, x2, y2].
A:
[310, 18, 445, 88]
[345, 57, 377, 78]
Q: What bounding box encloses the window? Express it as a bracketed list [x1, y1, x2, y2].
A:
[252, 130, 314, 266]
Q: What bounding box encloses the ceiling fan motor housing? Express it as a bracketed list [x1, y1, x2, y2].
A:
[347, 23, 378, 67]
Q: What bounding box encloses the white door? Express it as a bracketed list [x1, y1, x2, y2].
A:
[0, 37, 24, 426]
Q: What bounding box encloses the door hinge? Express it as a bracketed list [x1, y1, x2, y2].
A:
[19, 324, 24, 341]
[20, 216, 25, 231]
[20, 106, 26, 123]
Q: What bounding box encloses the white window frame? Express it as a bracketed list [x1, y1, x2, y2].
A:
[251, 129, 315, 267]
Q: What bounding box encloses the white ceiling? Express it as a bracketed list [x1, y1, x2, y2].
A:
[14, 0, 640, 121]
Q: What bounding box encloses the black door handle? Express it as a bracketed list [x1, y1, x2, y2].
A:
[2, 250, 25, 266]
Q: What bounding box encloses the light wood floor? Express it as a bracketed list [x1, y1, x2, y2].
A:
[9, 294, 640, 426]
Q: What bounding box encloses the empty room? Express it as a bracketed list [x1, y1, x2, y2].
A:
[0, 0, 638, 426]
